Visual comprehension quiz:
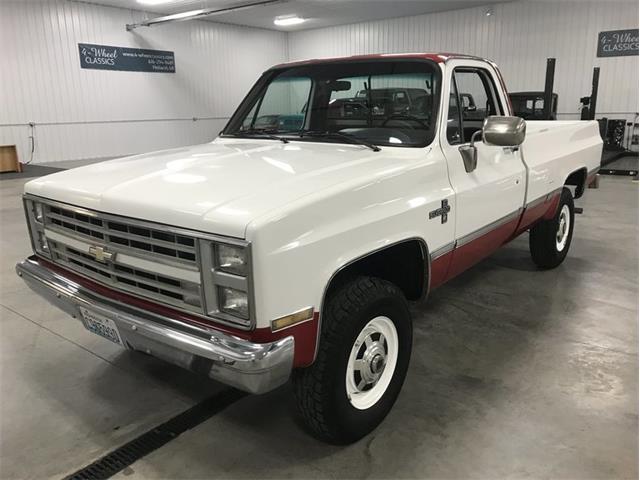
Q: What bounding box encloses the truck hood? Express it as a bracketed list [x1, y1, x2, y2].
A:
[25, 138, 394, 238]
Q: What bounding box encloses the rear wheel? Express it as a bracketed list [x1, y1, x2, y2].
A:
[529, 187, 575, 269]
[292, 276, 412, 444]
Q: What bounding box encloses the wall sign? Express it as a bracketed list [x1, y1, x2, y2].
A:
[597, 29, 638, 57]
[78, 43, 175, 73]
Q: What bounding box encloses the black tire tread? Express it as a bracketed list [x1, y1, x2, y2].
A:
[529, 187, 575, 269]
[292, 276, 407, 443]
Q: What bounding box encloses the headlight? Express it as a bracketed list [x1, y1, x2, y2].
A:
[215, 244, 248, 276]
[33, 202, 44, 224]
[199, 238, 253, 329]
[36, 230, 49, 253]
[218, 287, 249, 320]
[24, 198, 51, 258]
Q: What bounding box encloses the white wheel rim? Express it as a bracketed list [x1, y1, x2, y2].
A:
[345, 316, 399, 410]
[556, 204, 571, 251]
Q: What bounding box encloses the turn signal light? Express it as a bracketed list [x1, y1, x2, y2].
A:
[271, 307, 314, 332]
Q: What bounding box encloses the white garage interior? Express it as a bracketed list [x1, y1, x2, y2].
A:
[2, 0, 638, 165]
[0, 0, 638, 477]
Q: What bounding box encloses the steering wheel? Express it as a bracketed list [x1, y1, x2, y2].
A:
[381, 114, 428, 129]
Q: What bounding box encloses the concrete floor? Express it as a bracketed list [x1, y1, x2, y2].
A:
[0, 174, 637, 479]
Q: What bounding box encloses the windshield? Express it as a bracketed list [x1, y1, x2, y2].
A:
[223, 60, 441, 148]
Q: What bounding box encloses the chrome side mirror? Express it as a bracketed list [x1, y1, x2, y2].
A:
[482, 115, 526, 147]
[458, 116, 526, 173]
[458, 136, 479, 173]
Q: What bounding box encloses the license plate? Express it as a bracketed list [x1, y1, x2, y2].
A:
[79, 307, 123, 346]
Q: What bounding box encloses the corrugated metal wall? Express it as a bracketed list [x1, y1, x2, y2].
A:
[0, 0, 287, 164]
[288, 0, 638, 124]
[2, 0, 637, 164]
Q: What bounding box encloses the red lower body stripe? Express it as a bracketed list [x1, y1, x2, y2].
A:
[430, 191, 561, 288]
[446, 216, 521, 280]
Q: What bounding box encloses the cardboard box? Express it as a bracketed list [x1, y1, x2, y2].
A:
[0, 145, 21, 173]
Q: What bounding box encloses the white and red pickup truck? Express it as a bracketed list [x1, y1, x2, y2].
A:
[17, 53, 601, 444]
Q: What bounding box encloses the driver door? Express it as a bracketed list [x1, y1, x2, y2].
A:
[440, 61, 526, 279]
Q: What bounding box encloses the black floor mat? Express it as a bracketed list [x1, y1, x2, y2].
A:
[0, 164, 65, 180]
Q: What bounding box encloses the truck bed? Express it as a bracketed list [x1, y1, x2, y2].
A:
[521, 120, 602, 203]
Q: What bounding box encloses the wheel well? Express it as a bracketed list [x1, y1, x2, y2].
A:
[325, 240, 428, 302]
[565, 168, 587, 198]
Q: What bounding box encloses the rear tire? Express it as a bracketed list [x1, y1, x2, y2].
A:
[292, 276, 412, 444]
[529, 187, 575, 269]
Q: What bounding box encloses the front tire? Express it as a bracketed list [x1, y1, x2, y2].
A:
[529, 187, 575, 269]
[292, 277, 412, 444]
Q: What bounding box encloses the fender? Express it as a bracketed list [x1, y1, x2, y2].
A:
[314, 237, 431, 363]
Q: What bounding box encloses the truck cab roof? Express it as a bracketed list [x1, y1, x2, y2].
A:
[271, 52, 490, 70]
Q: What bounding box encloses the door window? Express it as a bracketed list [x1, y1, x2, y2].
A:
[451, 68, 503, 142]
[446, 78, 462, 144]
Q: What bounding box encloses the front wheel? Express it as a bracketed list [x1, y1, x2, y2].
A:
[292, 277, 412, 444]
[529, 187, 575, 269]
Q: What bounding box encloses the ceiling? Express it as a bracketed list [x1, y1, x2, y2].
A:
[77, 0, 510, 31]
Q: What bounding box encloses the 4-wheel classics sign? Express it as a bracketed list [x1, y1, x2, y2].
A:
[597, 29, 639, 57]
[78, 43, 175, 73]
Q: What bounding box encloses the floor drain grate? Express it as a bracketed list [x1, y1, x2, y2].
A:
[65, 388, 246, 480]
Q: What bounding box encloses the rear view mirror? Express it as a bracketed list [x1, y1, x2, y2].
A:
[482, 115, 526, 147]
[328, 80, 351, 92]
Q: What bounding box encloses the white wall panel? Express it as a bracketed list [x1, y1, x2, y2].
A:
[2, 0, 637, 165]
[0, 0, 286, 163]
[288, 0, 638, 123]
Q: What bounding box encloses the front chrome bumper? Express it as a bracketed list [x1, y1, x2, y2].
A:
[15, 257, 294, 394]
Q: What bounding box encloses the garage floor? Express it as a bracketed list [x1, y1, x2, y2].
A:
[1, 174, 637, 479]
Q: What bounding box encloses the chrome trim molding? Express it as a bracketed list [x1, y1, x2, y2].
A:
[430, 241, 455, 260]
[429, 186, 563, 269]
[199, 239, 256, 330]
[456, 208, 522, 248]
[15, 257, 292, 394]
[526, 187, 563, 210]
[525, 193, 548, 210]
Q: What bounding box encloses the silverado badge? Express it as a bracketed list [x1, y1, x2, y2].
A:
[429, 199, 451, 224]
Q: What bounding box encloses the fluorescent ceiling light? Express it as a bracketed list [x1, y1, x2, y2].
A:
[127, 0, 282, 30]
[274, 15, 305, 26]
[157, 9, 205, 21]
[137, 0, 179, 5]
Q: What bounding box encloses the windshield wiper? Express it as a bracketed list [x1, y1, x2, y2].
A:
[227, 129, 289, 144]
[299, 130, 380, 152]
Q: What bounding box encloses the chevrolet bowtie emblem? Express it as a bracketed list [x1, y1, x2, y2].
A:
[88, 245, 114, 263]
[429, 199, 451, 224]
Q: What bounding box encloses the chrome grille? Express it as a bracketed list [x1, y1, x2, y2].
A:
[48, 240, 202, 312]
[45, 205, 197, 266]
[41, 203, 203, 313]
